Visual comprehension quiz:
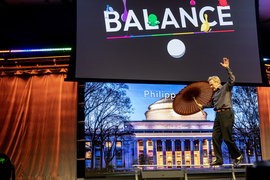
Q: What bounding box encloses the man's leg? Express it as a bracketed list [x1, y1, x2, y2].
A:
[212, 114, 223, 164]
[220, 110, 241, 159]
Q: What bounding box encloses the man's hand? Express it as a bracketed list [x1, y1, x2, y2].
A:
[220, 57, 229, 68]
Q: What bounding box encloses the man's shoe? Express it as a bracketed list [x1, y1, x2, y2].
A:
[234, 155, 243, 166]
[210, 161, 223, 166]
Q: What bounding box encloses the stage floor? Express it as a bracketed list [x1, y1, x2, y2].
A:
[85, 177, 245, 180]
[85, 167, 246, 180]
[85, 172, 245, 180]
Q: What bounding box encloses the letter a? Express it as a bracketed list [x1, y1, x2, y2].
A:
[161, 8, 180, 29]
[124, 10, 143, 31]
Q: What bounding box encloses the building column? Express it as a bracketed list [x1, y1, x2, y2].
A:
[190, 139, 194, 165]
[153, 139, 157, 166]
[199, 139, 204, 166]
[143, 140, 147, 156]
[134, 140, 138, 162]
[181, 139, 185, 165]
[125, 141, 130, 169]
[162, 139, 166, 167]
[172, 139, 175, 168]
[208, 139, 212, 164]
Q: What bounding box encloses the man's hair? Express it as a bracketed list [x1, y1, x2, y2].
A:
[208, 76, 221, 84]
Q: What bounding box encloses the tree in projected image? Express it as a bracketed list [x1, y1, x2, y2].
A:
[84, 82, 134, 171]
[103, 123, 133, 172]
[232, 86, 261, 163]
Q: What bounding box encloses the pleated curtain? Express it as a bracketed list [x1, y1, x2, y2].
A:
[0, 74, 77, 180]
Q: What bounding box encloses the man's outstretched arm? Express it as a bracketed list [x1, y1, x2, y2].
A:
[221, 57, 235, 87]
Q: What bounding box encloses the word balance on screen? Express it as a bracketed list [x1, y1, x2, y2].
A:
[75, 0, 263, 84]
[104, 6, 233, 33]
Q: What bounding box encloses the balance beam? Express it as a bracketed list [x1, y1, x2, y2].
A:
[132, 164, 253, 180]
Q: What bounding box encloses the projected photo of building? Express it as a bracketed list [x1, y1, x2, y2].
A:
[128, 97, 214, 169]
[84, 83, 261, 172]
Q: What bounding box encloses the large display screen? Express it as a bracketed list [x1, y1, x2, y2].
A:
[74, 0, 265, 84]
[84, 82, 261, 176]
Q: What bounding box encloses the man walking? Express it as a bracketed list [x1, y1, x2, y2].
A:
[198, 57, 243, 166]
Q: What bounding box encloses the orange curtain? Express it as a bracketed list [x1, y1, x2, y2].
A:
[257, 86, 270, 161]
[0, 74, 77, 180]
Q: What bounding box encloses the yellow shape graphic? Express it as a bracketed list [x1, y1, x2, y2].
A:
[201, 14, 212, 32]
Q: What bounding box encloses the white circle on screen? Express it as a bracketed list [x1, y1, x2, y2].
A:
[167, 39, 186, 58]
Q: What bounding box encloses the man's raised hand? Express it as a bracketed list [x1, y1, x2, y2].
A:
[220, 57, 229, 68]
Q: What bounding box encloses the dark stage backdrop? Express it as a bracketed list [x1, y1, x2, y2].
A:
[0, 74, 77, 180]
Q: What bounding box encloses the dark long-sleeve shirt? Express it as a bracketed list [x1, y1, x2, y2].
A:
[202, 68, 235, 111]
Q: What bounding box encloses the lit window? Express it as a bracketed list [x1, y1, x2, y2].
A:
[116, 141, 122, 147]
[86, 150, 91, 158]
[105, 141, 112, 148]
[85, 142, 91, 148]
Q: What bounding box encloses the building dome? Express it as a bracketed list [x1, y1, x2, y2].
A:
[145, 97, 207, 120]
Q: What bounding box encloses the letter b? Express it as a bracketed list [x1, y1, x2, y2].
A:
[104, 11, 122, 32]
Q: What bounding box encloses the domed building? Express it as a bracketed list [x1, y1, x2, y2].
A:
[123, 97, 215, 169]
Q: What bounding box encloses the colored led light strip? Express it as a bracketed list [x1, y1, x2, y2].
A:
[0, 50, 11, 53]
[10, 48, 72, 53]
[0, 48, 72, 53]
[107, 30, 235, 39]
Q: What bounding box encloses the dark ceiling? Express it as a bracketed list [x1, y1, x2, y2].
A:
[0, 0, 74, 49]
[0, 0, 269, 57]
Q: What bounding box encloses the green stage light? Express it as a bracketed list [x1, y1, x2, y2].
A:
[0, 158, 5, 164]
